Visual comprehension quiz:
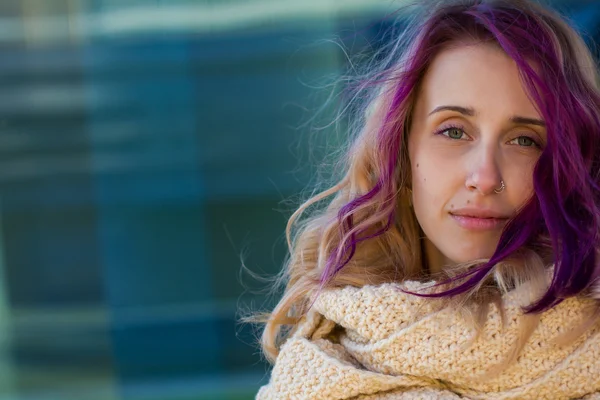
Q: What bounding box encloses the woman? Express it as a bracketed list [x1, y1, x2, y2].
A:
[252, 0, 600, 398]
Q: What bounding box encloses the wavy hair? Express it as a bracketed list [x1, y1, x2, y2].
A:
[245, 0, 600, 364]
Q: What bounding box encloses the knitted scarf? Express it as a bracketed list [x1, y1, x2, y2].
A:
[257, 281, 600, 399]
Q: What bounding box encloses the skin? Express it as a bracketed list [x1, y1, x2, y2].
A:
[407, 42, 547, 274]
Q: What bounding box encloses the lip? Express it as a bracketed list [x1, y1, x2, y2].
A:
[450, 207, 510, 219]
[450, 214, 509, 231]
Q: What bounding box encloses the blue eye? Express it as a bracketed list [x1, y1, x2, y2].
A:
[510, 136, 540, 148]
[443, 127, 465, 139]
[435, 126, 467, 140]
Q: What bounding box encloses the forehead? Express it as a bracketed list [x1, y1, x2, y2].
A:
[415, 42, 541, 119]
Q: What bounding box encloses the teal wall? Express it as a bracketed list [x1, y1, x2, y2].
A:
[0, 1, 598, 399]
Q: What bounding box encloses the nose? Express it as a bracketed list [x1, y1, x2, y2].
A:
[465, 143, 503, 195]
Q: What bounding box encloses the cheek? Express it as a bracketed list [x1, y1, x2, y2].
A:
[410, 162, 446, 234]
[507, 161, 536, 204]
[410, 151, 452, 207]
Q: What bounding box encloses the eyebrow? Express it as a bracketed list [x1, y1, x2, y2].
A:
[428, 105, 546, 127]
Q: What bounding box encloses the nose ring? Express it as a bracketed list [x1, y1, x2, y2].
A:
[494, 180, 505, 193]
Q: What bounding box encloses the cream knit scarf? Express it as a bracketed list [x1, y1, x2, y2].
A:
[257, 281, 600, 399]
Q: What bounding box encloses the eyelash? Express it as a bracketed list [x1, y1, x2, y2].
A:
[434, 124, 542, 149]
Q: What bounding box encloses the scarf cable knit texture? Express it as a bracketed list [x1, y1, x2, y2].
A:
[257, 280, 600, 399]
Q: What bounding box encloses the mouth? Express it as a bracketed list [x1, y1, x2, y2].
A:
[449, 213, 509, 231]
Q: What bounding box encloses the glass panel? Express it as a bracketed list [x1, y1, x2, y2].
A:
[0, 1, 597, 399]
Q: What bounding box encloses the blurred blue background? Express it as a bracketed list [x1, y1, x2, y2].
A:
[0, 1, 599, 399]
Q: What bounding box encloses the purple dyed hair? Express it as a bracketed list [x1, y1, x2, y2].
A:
[322, 0, 600, 313]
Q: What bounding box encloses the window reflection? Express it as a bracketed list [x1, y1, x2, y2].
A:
[0, 1, 597, 399]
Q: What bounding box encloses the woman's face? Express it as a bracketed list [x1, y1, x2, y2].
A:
[407, 43, 547, 272]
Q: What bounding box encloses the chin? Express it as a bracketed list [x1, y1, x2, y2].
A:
[447, 249, 496, 264]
